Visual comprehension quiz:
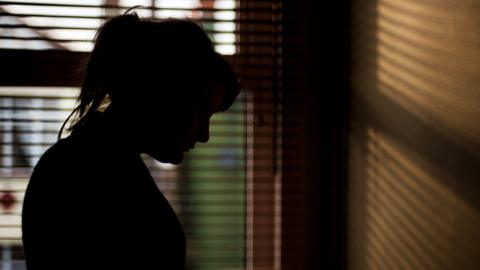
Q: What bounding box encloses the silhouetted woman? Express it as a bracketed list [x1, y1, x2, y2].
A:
[22, 11, 240, 270]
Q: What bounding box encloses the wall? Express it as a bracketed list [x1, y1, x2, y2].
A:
[281, 1, 351, 269]
[348, 1, 480, 269]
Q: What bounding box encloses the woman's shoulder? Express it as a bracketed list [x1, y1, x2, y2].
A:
[28, 137, 83, 187]
[32, 133, 145, 184]
[34, 136, 85, 169]
[26, 135, 126, 204]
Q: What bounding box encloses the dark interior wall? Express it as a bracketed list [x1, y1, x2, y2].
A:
[281, 0, 351, 269]
[348, 1, 480, 269]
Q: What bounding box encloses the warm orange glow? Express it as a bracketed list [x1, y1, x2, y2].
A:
[348, 1, 480, 269]
[350, 128, 480, 270]
[375, 0, 480, 149]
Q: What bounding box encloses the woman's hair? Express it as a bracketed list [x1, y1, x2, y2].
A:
[59, 10, 240, 139]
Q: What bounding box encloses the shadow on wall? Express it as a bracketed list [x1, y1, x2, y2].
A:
[348, 0, 480, 269]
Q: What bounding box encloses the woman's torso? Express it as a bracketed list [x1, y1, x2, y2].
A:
[22, 113, 185, 269]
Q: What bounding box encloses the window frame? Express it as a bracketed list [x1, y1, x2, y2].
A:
[0, 1, 291, 268]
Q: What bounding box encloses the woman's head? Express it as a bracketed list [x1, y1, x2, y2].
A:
[64, 11, 240, 164]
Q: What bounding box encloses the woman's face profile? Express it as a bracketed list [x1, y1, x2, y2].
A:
[132, 81, 225, 165]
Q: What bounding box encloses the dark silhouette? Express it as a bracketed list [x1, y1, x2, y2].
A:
[21, 11, 240, 270]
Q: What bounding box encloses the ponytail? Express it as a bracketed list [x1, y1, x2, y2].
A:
[58, 11, 141, 140]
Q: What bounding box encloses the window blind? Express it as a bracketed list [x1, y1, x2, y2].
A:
[0, 1, 286, 269]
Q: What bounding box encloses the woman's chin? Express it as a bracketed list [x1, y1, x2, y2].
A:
[169, 155, 183, 165]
